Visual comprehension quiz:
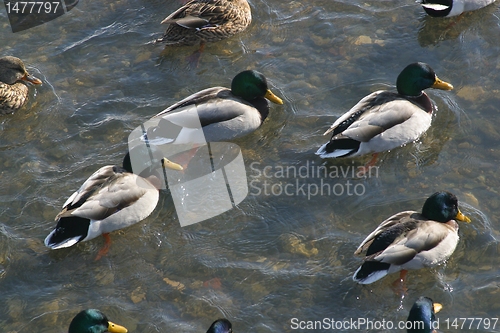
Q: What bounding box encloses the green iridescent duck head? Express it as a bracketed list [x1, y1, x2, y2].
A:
[68, 309, 128, 333]
[406, 297, 442, 333]
[421, 191, 471, 223]
[396, 62, 452, 96]
[206, 319, 233, 333]
[231, 70, 283, 105]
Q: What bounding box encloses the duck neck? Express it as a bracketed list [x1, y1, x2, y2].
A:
[405, 92, 433, 114]
[122, 152, 133, 173]
[250, 97, 270, 121]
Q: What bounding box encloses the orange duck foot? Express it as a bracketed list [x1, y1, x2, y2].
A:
[94, 233, 112, 261]
[391, 269, 409, 298]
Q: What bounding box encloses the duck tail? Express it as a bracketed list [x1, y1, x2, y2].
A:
[44, 216, 90, 249]
[352, 261, 391, 284]
[315, 139, 359, 158]
[144, 118, 184, 145]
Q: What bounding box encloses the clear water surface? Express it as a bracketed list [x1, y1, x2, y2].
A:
[1, 0, 500, 332]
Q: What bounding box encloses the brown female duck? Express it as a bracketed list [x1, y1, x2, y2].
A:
[155, 0, 252, 47]
[0, 56, 42, 114]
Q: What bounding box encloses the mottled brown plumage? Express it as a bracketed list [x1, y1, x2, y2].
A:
[0, 56, 42, 114]
[155, 0, 252, 46]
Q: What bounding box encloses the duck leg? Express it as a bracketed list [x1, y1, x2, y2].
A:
[445, 12, 465, 30]
[357, 153, 379, 177]
[95, 233, 112, 261]
[391, 269, 408, 297]
[167, 145, 201, 171]
[186, 42, 205, 68]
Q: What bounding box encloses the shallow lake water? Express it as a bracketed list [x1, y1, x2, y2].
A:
[1, 0, 500, 332]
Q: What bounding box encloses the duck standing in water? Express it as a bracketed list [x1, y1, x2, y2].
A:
[0, 56, 42, 114]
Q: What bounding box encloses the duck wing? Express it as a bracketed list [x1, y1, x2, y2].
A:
[60, 166, 119, 212]
[57, 166, 156, 222]
[153, 87, 228, 122]
[354, 211, 417, 255]
[371, 221, 453, 266]
[149, 88, 261, 143]
[154, 88, 252, 127]
[326, 91, 418, 142]
[45, 166, 158, 249]
[161, 0, 238, 30]
[318, 91, 432, 157]
[355, 212, 454, 266]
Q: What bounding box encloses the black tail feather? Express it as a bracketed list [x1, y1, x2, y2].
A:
[45, 216, 90, 247]
[324, 138, 360, 156]
[354, 261, 391, 281]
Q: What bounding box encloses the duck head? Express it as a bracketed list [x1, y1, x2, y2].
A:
[0, 56, 42, 86]
[231, 70, 283, 105]
[406, 297, 442, 333]
[421, 191, 471, 223]
[396, 62, 453, 96]
[206, 319, 233, 333]
[68, 309, 127, 333]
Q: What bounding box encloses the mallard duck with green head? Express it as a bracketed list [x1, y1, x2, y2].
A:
[44, 152, 182, 259]
[316, 63, 453, 163]
[0, 56, 42, 114]
[206, 319, 233, 333]
[146, 70, 283, 146]
[155, 0, 251, 46]
[68, 309, 127, 333]
[406, 297, 442, 333]
[353, 191, 471, 285]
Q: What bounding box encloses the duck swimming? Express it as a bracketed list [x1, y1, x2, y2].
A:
[155, 0, 251, 65]
[44, 152, 182, 259]
[316, 63, 453, 162]
[155, 0, 252, 46]
[147, 70, 283, 146]
[353, 191, 471, 285]
[68, 309, 127, 333]
[0, 56, 42, 114]
[206, 319, 233, 333]
[406, 297, 442, 333]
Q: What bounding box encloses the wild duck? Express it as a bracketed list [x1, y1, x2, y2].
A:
[406, 297, 442, 333]
[44, 152, 182, 258]
[353, 191, 470, 285]
[69, 309, 127, 333]
[207, 319, 233, 333]
[316, 62, 453, 165]
[155, 0, 252, 46]
[0, 56, 41, 114]
[147, 70, 283, 146]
